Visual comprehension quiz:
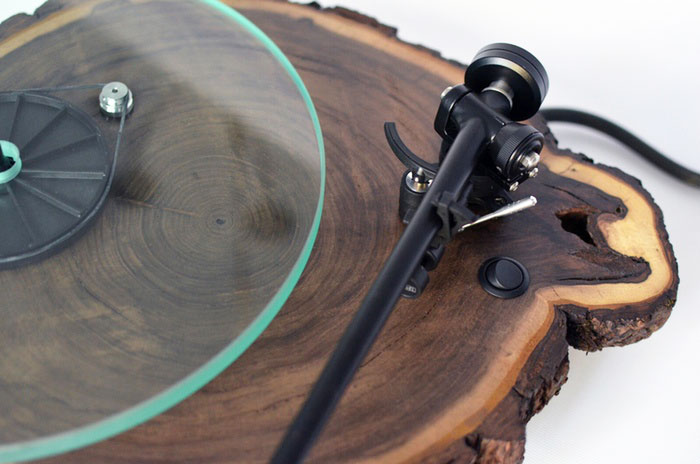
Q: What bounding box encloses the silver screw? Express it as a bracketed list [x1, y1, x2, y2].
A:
[509, 181, 519, 192]
[405, 170, 432, 193]
[519, 152, 540, 171]
[529, 167, 539, 178]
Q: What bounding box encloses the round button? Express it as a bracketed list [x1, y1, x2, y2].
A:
[486, 259, 523, 290]
[478, 257, 530, 299]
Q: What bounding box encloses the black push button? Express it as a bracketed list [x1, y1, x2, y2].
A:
[479, 257, 530, 298]
[485, 259, 523, 290]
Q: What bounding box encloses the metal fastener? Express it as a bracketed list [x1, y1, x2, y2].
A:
[99, 82, 134, 117]
[519, 152, 540, 170]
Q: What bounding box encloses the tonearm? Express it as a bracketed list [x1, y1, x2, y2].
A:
[272, 43, 549, 463]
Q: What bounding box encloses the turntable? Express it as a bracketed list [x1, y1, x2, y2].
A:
[0, 1, 685, 463]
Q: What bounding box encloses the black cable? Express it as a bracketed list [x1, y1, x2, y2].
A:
[540, 108, 700, 187]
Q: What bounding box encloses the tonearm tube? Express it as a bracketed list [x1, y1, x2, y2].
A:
[272, 43, 549, 463]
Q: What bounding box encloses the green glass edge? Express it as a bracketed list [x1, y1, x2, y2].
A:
[0, 1, 325, 462]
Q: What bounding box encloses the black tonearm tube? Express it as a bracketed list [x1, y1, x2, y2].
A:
[271, 43, 550, 463]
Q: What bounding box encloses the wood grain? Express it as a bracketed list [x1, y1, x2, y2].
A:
[0, 1, 678, 463]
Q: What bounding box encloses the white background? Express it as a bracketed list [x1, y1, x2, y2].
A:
[2, 1, 699, 463]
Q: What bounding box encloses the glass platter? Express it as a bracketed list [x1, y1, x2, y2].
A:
[0, 0, 324, 461]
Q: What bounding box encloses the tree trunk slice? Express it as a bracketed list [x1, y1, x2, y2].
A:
[0, 0, 676, 463]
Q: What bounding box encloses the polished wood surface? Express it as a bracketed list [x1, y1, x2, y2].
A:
[0, 1, 677, 463]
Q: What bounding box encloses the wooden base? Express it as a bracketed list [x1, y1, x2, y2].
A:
[0, 1, 677, 463]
